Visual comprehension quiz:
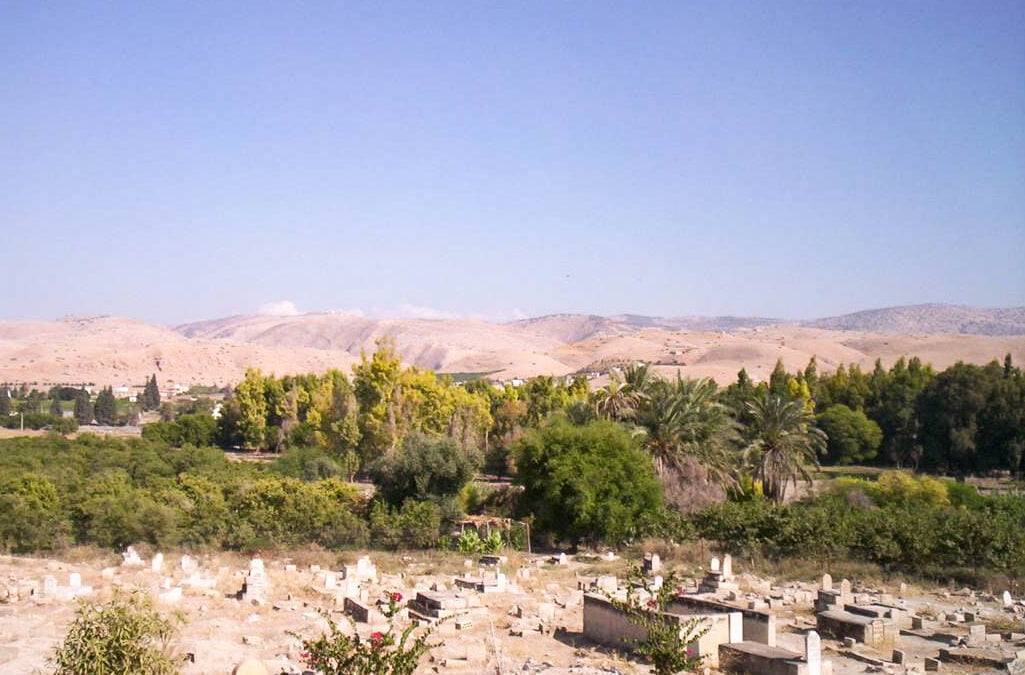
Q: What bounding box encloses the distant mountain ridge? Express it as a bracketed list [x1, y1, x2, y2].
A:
[0, 304, 1021, 389]
[803, 304, 1025, 335]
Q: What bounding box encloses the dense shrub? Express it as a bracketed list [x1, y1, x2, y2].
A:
[370, 432, 479, 507]
[515, 420, 663, 546]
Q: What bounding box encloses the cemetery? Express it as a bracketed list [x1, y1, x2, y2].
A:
[2, 548, 1024, 674]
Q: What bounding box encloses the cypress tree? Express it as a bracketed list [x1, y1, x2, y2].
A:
[94, 387, 117, 425]
[73, 389, 93, 425]
[143, 374, 161, 410]
[0, 390, 10, 416]
[50, 396, 63, 417]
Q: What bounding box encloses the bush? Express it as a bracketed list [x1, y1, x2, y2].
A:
[292, 593, 438, 675]
[370, 432, 479, 507]
[51, 591, 182, 675]
[515, 420, 663, 547]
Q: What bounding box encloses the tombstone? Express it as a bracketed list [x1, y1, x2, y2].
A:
[710, 556, 720, 573]
[284, 564, 297, 573]
[243, 558, 269, 604]
[41, 575, 57, 598]
[323, 572, 336, 591]
[557, 553, 567, 565]
[643, 552, 661, 574]
[912, 616, 925, 630]
[1004, 591, 1015, 607]
[721, 554, 733, 579]
[68, 573, 81, 588]
[821, 573, 833, 591]
[122, 546, 144, 566]
[805, 630, 821, 675]
[151, 553, 164, 573]
[899, 582, 908, 595]
[180, 555, 198, 573]
[839, 578, 852, 598]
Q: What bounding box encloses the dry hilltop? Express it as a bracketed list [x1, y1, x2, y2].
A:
[0, 305, 1022, 389]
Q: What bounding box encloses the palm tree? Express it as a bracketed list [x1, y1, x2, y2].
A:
[634, 375, 740, 487]
[743, 393, 826, 503]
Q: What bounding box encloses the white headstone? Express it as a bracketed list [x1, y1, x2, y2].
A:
[558, 553, 567, 565]
[806, 630, 821, 675]
[1003, 591, 1013, 607]
[722, 554, 733, 579]
[839, 578, 852, 598]
[180, 555, 198, 573]
[151, 553, 164, 573]
[650, 575, 664, 591]
[324, 572, 336, 590]
[710, 556, 720, 572]
[729, 612, 743, 643]
[250, 558, 264, 574]
[122, 546, 144, 566]
[42, 575, 57, 597]
[68, 573, 81, 588]
[821, 573, 833, 591]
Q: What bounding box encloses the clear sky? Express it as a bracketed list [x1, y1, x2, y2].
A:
[2, 1, 1023, 325]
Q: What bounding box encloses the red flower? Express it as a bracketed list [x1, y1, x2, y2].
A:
[391, 591, 403, 603]
[369, 631, 385, 649]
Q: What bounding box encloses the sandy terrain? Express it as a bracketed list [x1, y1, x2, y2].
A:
[1, 312, 1023, 390]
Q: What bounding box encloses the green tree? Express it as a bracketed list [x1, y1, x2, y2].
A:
[353, 341, 405, 467]
[0, 389, 10, 416]
[370, 432, 479, 507]
[73, 389, 93, 425]
[233, 368, 269, 450]
[50, 395, 63, 417]
[515, 420, 663, 546]
[743, 394, 826, 503]
[816, 404, 883, 465]
[93, 387, 117, 425]
[142, 374, 161, 411]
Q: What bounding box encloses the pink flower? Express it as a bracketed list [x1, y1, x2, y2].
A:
[369, 631, 385, 649]
[391, 591, 403, 603]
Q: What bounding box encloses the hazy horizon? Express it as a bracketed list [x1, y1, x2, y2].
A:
[3, 2, 1023, 325]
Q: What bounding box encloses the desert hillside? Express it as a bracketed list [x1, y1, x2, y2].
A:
[1, 305, 1022, 389]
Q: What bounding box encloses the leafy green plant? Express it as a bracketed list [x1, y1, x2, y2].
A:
[51, 590, 182, 675]
[603, 567, 708, 675]
[292, 591, 440, 675]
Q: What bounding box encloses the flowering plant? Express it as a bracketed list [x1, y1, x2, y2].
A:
[291, 591, 439, 675]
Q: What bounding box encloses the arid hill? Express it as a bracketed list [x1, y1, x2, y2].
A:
[804, 304, 1025, 335]
[1, 305, 1022, 389]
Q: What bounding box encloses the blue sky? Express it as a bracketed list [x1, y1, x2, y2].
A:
[2, 1, 1023, 325]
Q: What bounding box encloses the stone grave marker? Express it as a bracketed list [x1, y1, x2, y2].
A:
[805, 630, 821, 675]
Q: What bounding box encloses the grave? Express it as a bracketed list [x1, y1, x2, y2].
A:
[817, 608, 898, 651]
[122, 546, 144, 566]
[242, 558, 269, 604]
[699, 555, 739, 595]
[583, 593, 742, 668]
[642, 552, 661, 574]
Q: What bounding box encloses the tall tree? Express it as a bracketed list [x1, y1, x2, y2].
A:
[142, 374, 160, 411]
[0, 389, 10, 416]
[233, 368, 269, 450]
[743, 393, 826, 503]
[93, 387, 117, 425]
[50, 396, 63, 417]
[73, 389, 92, 424]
